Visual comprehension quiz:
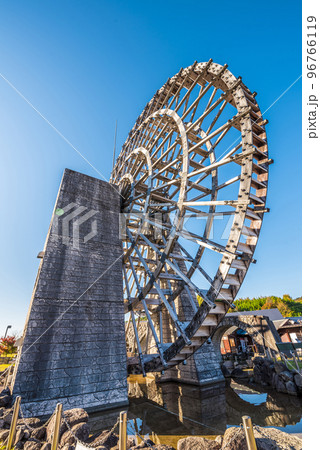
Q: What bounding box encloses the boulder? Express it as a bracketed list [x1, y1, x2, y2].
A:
[222, 425, 302, 450]
[230, 368, 248, 379]
[23, 440, 43, 450]
[279, 371, 294, 382]
[25, 429, 32, 440]
[285, 380, 298, 395]
[177, 436, 220, 449]
[126, 437, 136, 448]
[3, 410, 13, 425]
[275, 375, 287, 393]
[130, 440, 174, 449]
[46, 408, 88, 440]
[0, 395, 12, 408]
[214, 435, 223, 446]
[0, 419, 4, 429]
[294, 373, 302, 389]
[40, 444, 51, 450]
[0, 408, 4, 419]
[87, 429, 118, 448]
[14, 427, 26, 445]
[151, 446, 175, 450]
[0, 428, 9, 442]
[0, 388, 11, 396]
[31, 425, 47, 441]
[130, 439, 155, 449]
[221, 427, 246, 449]
[274, 362, 287, 374]
[60, 422, 90, 447]
[18, 418, 42, 429]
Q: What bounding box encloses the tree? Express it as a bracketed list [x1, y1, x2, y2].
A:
[0, 336, 17, 355]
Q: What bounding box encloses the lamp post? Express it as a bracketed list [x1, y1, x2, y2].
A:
[4, 325, 12, 338]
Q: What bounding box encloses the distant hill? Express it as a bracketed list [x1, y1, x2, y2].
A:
[232, 295, 302, 317]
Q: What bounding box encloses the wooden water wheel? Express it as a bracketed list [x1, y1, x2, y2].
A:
[110, 60, 271, 375]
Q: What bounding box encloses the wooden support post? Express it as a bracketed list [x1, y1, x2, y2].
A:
[291, 350, 301, 373]
[242, 416, 257, 450]
[4, 365, 14, 389]
[119, 411, 127, 450]
[6, 396, 21, 450]
[51, 403, 63, 450]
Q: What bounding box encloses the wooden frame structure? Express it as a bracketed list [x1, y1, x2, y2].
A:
[110, 60, 271, 374]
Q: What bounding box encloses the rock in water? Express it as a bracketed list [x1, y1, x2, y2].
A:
[285, 380, 298, 395]
[294, 373, 302, 389]
[177, 436, 220, 449]
[279, 371, 294, 382]
[230, 367, 248, 379]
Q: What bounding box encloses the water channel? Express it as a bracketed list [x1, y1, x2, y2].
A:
[88, 375, 302, 448]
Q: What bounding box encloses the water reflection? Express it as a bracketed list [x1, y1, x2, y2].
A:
[88, 375, 302, 448]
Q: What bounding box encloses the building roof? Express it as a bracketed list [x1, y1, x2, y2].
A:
[273, 319, 289, 330]
[226, 308, 284, 321]
[274, 317, 302, 330]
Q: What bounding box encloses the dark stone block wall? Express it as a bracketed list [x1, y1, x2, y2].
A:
[12, 169, 128, 417]
[160, 254, 225, 386]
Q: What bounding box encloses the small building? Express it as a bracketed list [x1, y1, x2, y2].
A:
[221, 329, 256, 355]
[221, 308, 284, 356]
[273, 317, 302, 343]
[220, 308, 302, 358]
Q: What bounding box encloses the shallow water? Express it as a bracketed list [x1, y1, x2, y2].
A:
[88, 375, 302, 448]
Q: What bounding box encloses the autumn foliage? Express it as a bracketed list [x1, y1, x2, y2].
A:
[232, 295, 302, 317]
[0, 336, 17, 355]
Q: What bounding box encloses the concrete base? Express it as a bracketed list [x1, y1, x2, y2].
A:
[12, 169, 127, 417]
[160, 343, 225, 386]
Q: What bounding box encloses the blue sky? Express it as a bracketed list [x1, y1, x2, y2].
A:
[0, 0, 301, 334]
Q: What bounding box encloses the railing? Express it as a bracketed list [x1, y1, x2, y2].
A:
[2, 395, 262, 450]
[3, 395, 131, 450]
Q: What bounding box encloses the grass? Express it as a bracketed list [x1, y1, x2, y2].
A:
[285, 359, 302, 371]
[0, 363, 11, 371]
[274, 356, 302, 371]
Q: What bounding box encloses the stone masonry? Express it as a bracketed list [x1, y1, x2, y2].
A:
[12, 169, 128, 416]
[160, 314, 281, 385]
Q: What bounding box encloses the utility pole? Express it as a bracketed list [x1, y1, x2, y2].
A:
[4, 325, 12, 338]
